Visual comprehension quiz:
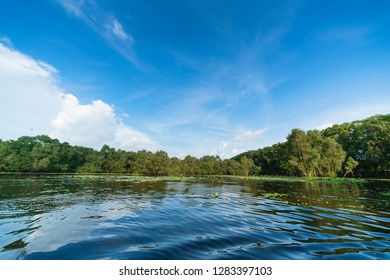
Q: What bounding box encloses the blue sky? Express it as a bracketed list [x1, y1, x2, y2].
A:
[1, 0, 390, 158]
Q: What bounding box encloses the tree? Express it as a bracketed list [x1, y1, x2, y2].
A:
[169, 157, 182, 175]
[282, 129, 319, 177]
[199, 155, 222, 175]
[0, 139, 8, 171]
[240, 156, 256, 176]
[343, 157, 359, 178]
[150, 151, 170, 176]
[318, 138, 346, 177]
[0, 113, 388, 178]
[132, 150, 154, 175]
[182, 155, 200, 175]
[223, 159, 241, 175]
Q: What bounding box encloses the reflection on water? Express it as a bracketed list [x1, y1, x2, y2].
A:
[0, 175, 389, 259]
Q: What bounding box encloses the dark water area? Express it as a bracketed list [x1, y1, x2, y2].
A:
[0, 175, 389, 260]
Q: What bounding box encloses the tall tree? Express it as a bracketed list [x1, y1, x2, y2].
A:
[240, 156, 257, 176]
[282, 129, 319, 177]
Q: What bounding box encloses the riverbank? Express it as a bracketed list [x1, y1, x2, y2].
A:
[2, 172, 386, 184]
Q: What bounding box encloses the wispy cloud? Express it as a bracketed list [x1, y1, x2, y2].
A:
[299, 102, 390, 132]
[107, 18, 131, 41]
[59, 0, 84, 17]
[0, 36, 13, 48]
[320, 26, 374, 46]
[56, 0, 140, 67]
[135, 2, 302, 158]
[141, 48, 280, 157]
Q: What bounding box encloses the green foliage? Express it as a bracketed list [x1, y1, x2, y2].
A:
[318, 137, 346, 177]
[199, 155, 222, 175]
[0, 114, 389, 178]
[283, 129, 318, 177]
[240, 156, 258, 176]
[236, 114, 390, 178]
[343, 157, 359, 178]
[182, 155, 200, 176]
[322, 114, 390, 176]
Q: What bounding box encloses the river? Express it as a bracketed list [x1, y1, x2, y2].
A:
[0, 175, 389, 259]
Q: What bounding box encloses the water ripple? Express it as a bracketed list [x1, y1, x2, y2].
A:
[0, 176, 389, 259]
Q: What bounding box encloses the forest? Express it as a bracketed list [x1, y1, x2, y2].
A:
[0, 114, 389, 178]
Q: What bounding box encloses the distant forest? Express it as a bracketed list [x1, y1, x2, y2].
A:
[0, 114, 389, 178]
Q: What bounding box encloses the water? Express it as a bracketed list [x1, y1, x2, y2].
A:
[0, 175, 389, 260]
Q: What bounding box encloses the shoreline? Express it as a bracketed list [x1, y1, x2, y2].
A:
[1, 173, 388, 183]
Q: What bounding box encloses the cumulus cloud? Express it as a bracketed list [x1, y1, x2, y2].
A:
[212, 128, 268, 159]
[0, 43, 158, 151]
[50, 93, 159, 150]
[50, 94, 117, 148]
[0, 43, 62, 139]
[233, 128, 268, 141]
[113, 124, 160, 151]
[213, 140, 245, 159]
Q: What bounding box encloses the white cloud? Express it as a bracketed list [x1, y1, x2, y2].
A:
[233, 128, 268, 141]
[0, 43, 158, 152]
[315, 123, 334, 130]
[50, 93, 159, 151]
[0, 36, 13, 48]
[56, 0, 140, 68]
[320, 26, 373, 46]
[221, 141, 228, 150]
[211, 128, 268, 159]
[212, 141, 245, 159]
[113, 124, 160, 151]
[50, 94, 117, 147]
[300, 102, 390, 132]
[107, 18, 131, 42]
[325, 103, 390, 123]
[0, 43, 62, 140]
[58, 0, 84, 18]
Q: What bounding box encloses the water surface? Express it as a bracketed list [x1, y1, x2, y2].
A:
[0, 175, 389, 259]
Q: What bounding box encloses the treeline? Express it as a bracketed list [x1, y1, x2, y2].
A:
[0, 114, 389, 178]
[0, 135, 257, 176]
[234, 114, 390, 178]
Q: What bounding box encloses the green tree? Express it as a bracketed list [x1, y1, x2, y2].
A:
[169, 157, 182, 175]
[240, 156, 256, 176]
[323, 114, 390, 176]
[282, 129, 319, 177]
[318, 138, 346, 177]
[199, 155, 222, 175]
[182, 155, 200, 175]
[150, 151, 170, 176]
[223, 159, 241, 175]
[132, 150, 154, 175]
[343, 157, 359, 178]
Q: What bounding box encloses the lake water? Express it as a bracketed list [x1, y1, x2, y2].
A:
[0, 175, 389, 260]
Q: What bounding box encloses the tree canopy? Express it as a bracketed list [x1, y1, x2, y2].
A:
[0, 136, 255, 176]
[0, 114, 389, 178]
[234, 114, 390, 178]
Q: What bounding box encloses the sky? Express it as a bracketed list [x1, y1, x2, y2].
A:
[1, 0, 390, 158]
